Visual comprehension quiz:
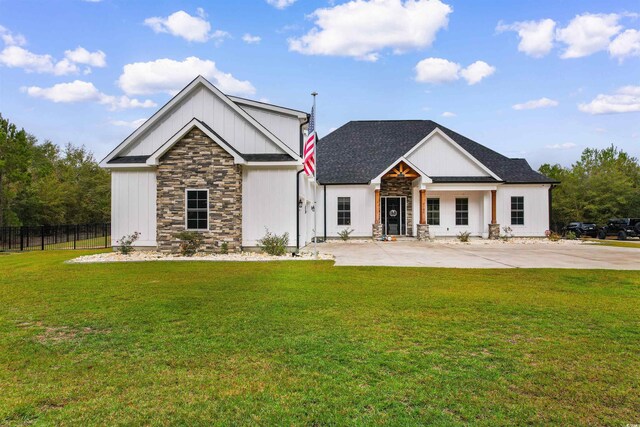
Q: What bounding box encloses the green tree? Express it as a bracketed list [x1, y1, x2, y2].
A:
[540, 145, 640, 229]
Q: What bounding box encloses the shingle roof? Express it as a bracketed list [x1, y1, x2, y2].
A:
[316, 120, 556, 184]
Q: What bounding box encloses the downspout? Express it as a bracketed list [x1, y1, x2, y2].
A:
[324, 184, 327, 241]
[296, 114, 310, 252]
[548, 184, 555, 232]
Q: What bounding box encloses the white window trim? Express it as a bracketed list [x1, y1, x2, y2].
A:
[185, 188, 209, 231]
[511, 196, 525, 226]
[455, 197, 469, 226]
[427, 197, 440, 226]
[337, 196, 351, 226]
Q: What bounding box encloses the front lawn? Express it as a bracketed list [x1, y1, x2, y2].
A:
[0, 251, 638, 425]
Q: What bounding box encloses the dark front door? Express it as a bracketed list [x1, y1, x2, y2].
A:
[381, 197, 405, 235]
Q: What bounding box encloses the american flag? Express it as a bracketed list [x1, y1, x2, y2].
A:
[303, 104, 316, 176]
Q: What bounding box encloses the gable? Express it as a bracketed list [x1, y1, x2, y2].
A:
[121, 85, 286, 157]
[236, 104, 301, 155]
[406, 132, 490, 177]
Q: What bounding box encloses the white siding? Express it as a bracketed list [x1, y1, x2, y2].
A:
[497, 185, 550, 236]
[242, 167, 298, 247]
[324, 185, 374, 237]
[298, 173, 318, 247]
[123, 86, 285, 156]
[407, 133, 489, 177]
[239, 105, 301, 155]
[423, 191, 484, 237]
[111, 170, 157, 247]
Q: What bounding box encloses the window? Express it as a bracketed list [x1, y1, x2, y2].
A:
[511, 196, 524, 225]
[427, 198, 440, 225]
[337, 197, 351, 226]
[455, 198, 468, 226]
[186, 189, 209, 230]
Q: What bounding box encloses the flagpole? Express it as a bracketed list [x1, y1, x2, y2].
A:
[311, 91, 318, 260]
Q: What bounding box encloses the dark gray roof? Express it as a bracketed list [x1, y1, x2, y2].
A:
[108, 155, 150, 164]
[316, 120, 556, 184]
[243, 154, 295, 162]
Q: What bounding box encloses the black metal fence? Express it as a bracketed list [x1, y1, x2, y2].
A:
[0, 223, 111, 252]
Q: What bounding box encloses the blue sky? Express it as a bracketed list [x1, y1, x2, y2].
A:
[1, 0, 639, 168]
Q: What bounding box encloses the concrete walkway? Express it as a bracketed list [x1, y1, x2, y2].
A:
[317, 240, 640, 269]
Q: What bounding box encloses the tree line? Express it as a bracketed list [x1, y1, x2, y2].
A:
[0, 114, 110, 227]
[540, 145, 640, 230]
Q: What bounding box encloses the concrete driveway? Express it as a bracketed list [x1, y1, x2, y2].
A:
[317, 240, 640, 269]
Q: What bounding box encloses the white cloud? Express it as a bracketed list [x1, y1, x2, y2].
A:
[415, 57, 459, 83]
[441, 111, 456, 117]
[118, 56, 256, 96]
[111, 118, 148, 129]
[459, 61, 495, 85]
[0, 25, 27, 46]
[288, 0, 452, 61]
[242, 34, 261, 44]
[0, 45, 79, 75]
[415, 57, 495, 85]
[578, 86, 640, 114]
[267, 0, 296, 9]
[496, 19, 556, 58]
[546, 142, 577, 150]
[609, 29, 640, 61]
[556, 13, 622, 58]
[144, 10, 228, 43]
[24, 80, 156, 111]
[512, 97, 559, 110]
[64, 47, 106, 67]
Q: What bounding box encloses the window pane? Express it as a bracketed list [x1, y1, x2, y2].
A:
[427, 198, 440, 226]
[510, 196, 524, 225]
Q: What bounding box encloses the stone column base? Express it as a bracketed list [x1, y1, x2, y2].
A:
[372, 223, 383, 239]
[417, 224, 430, 241]
[488, 223, 500, 239]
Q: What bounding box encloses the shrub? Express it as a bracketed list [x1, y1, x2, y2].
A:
[175, 231, 204, 257]
[457, 231, 471, 242]
[116, 232, 140, 255]
[546, 230, 561, 241]
[338, 228, 354, 241]
[257, 228, 289, 256]
[220, 242, 229, 254]
[565, 231, 577, 240]
[501, 226, 513, 241]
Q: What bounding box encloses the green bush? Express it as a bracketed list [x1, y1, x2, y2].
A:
[175, 231, 204, 257]
[116, 232, 140, 255]
[457, 231, 471, 242]
[338, 228, 354, 241]
[565, 231, 577, 240]
[257, 228, 289, 256]
[220, 242, 229, 254]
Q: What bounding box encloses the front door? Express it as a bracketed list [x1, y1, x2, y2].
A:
[381, 197, 406, 235]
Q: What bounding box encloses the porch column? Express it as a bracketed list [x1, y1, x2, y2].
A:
[372, 189, 383, 239]
[417, 189, 429, 241]
[488, 189, 500, 239]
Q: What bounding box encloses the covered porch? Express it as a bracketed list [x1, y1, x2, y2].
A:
[371, 160, 501, 239]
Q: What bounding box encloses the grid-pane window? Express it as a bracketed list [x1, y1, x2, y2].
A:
[511, 196, 524, 225]
[337, 197, 351, 226]
[427, 198, 440, 225]
[455, 198, 469, 226]
[186, 190, 208, 230]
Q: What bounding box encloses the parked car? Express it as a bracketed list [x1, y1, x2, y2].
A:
[597, 218, 640, 240]
[562, 222, 598, 238]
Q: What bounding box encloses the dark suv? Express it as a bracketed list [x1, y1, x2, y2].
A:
[598, 218, 640, 240]
[563, 222, 598, 238]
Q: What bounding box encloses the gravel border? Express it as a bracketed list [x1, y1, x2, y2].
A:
[67, 251, 334, 264]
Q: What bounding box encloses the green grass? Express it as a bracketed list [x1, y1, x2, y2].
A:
[1, 251, 638, 425]
[582, 238, 640, 249]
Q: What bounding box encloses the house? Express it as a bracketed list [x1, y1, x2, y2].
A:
[100, 76, 556, 251]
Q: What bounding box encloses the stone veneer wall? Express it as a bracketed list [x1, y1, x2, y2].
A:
[380, 177, 413, 236]
[156, 128, 242, 253]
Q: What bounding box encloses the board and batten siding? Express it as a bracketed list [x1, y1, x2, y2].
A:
[238, 104, 300, 155]
[497, 184, 550, 236]
[324, 185, 374, 237]
[407, 132, 489, 177]
[423, 191, 485, 237]
[242, 167, 298, 247]
[123, 86, 285, 157]
[111, 170, 157, 247]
